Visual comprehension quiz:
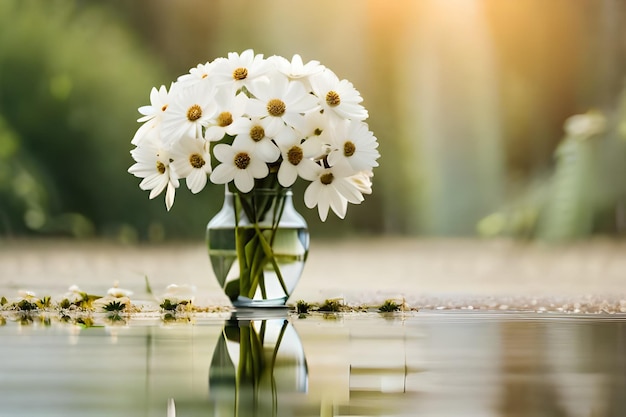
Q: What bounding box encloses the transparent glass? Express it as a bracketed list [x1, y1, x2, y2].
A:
[206, 187, 309, 307]
[209, 315, 308, 415]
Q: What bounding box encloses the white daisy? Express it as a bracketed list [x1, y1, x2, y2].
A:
[170, 136, 212, 194]
[128, 131, 179, 210]
[297, 110, 331, 141]
[107, 281, 133, 298]
[210, 142, 269, 193]
[347, 170, 374, 195]
[326, 120, 380, 172]
[309, 68, 368, 122]
[229, 116, 281, 163]
[246, 75, 320, 134]
[161, 284, 197, 304]
[269, 54, 324, 90]
[160, 83, 217, 144]
[304, 161, 364, 221]
[210, 49, 273, 94]
[176, 60, 221, 88]
[203, 88, 249, 142]
[277, 135, 324, 187]
[132, 83, 175, 146]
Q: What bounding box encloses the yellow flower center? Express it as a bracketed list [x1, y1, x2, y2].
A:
[217, 111, 233, 127]
[343, 141, 356, 157]
[267, 98, 286, 117]
[233, 67, 248, 80]
[189, 153, 206, 169]
[250, 125, 265, 142]
[234, 152, 251, 169]
[156, 161, 166, 174]
[161, 104, 168, 112]
[187, 104, 202, 121]
[326, 91, 341, 107]
[287, 146, 303, 165]
[320, 172, 334, 185]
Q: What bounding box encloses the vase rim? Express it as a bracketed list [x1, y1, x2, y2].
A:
[226, 187, 292, 196]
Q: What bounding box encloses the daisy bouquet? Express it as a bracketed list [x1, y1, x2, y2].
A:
[129, 50, 380, 302]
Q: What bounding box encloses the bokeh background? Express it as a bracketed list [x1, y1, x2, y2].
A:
[1, 0, 626, 243]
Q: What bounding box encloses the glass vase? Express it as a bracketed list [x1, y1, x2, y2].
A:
[206, 187, 310, 307]
[208, 315, 308, 415]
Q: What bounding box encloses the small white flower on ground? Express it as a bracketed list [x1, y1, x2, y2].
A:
[310, 68, 368, 122]
[107, 281, 133, 298]
[161, 83, 217, 143]
[326, 120, 380, 172]
[210, 142, 269, 193]
[304, 161, 365, 221]
[161, 284, 197, 304]
[17, 290, 36, 300]
[63, 285, 84, 303]
[246, 75, 320, 134]
[170, 136, 212, 194]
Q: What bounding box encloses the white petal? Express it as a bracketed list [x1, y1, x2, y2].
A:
[316, 190, 330, 222]
[328, 188, 348, 219]
[213, 144, 233, 162]
[296, 159, 321, 181]
[142, 174, 167, 192]
[304, 181, 321, 209]
[256, 141, 281, 162]
[210, 164, 236, 184]
[335, 179, 364, 204]
[278, 164, 298, 187]
[248, 159, 269, 178]
[187, 169, 208, 194]
[234, 170, 254, 192]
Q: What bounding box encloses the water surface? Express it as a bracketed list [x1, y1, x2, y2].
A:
[0, 311, 624, 416]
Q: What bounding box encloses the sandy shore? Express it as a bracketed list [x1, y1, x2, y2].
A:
[1, 237, 625, 311]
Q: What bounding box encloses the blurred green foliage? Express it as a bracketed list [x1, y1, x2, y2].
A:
[478, 108, 626, 242]
[0, 0, 224, 240]
[1, 0, 626, 242]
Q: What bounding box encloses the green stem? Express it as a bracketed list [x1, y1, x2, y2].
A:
[269, 320, 288, 417]
[252, 222, 289, 296]
[233, 186, 290, 300]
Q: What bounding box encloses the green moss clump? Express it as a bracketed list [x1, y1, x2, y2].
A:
[318, 298, 344, 312]
[295, 300, 310, 314]
[378, 299, 401, 313]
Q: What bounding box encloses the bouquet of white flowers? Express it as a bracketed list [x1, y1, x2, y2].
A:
[128, 49, 379, 221]
[128, 50, 380, 305]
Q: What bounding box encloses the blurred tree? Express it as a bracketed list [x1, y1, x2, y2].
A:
[0, 0, 226, 240]
[2, 0, 626, 240]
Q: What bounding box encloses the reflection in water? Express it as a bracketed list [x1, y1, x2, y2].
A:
[0, 312, 625, 416]
[208, 313, 308, 416]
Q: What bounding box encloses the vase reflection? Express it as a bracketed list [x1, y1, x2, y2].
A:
[208, 313, 308, 416]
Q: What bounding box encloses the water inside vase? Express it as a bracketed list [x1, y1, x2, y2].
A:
[207, 226, 309, 303]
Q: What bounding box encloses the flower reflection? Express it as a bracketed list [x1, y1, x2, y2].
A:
[209, 314, 308, 416]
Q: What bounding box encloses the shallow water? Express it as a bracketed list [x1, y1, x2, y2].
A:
[0, 311, 625, 417]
